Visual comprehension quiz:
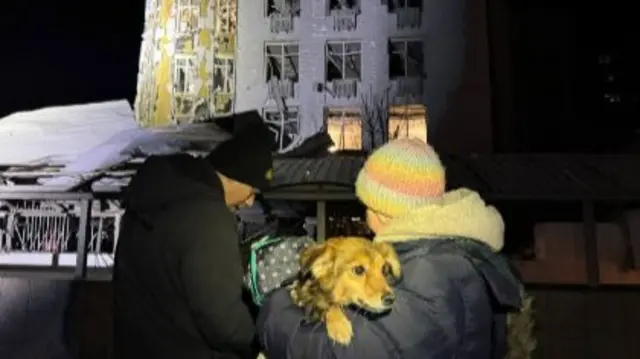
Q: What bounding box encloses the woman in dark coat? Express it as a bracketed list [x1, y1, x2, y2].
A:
[257, 139, 528, 359]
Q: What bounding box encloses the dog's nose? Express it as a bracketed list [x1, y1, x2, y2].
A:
[381, 293, 396, 306]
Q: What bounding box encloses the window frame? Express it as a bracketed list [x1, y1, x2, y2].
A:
[265, 0, 301, 16]
[388, 38, 424, 78]
[325, 40, 362, 81]
[327, 0, 361, 12]
[262, 107, 301, 151]
[175, 0, 200, 34]
[264, 42, 300, 83]
[173, 54, 198, 96]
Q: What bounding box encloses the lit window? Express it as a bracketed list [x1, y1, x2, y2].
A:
[263, 108, 300, 151]
[388, 104, 427, 143]
[326, 108, 362, 151]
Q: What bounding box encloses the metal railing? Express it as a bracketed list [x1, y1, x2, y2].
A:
[0, 191, 122, 280]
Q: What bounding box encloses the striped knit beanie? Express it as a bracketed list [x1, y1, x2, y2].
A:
[355, 139, 445, 217]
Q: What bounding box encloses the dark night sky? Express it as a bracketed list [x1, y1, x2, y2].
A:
[0, 1, 145, 118]
[1, 1, 638, 152]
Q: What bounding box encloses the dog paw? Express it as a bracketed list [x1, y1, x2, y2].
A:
[289, 288, 304, 306]
[325, 307, 353, 345]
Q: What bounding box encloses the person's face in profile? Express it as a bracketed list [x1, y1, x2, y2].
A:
[224, 179, 257, 210]
[366, 208, 390, 234]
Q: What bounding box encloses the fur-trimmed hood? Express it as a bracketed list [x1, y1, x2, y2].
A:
[374, 188, 504, 251]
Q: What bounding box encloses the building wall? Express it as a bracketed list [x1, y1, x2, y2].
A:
[134, 0, 237, 127]
[236, 0, 480, 151]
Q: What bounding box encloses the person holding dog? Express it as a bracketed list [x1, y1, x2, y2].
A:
[257, 138, 530, 359]
[113, 115, 274, 359]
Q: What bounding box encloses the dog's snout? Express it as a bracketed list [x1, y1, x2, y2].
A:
[381, 292, 396, 306]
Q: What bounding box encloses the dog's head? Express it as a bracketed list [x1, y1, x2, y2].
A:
[298, 237, 402, 313]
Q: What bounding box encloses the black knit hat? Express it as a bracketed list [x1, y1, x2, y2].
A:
[206, 120, 275, 191]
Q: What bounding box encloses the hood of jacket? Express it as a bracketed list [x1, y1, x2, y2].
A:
[124, 154, 225, 211]
[375, 188, 523, 310]
[374, 188, 504, 251]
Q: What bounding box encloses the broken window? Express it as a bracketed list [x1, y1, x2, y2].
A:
[389, 39, 423, 78]
[174, 55, 198, 95]
[263, 108, 300, 151]
[388, 104, 427, 142]
[387, 0, 422, 12]
[326, 41, 361, 81]
[266, 0, 301, 16]
[265, 43, 299, 82]
[216, 0, 237, 54]
[329, 0, 359, 11]
[326, 108, 362, 151]
[213, 57, 235, 115]
[173, 55, 198, 118]
[176, 0, 200, 34]
[214, 57, 234, 93]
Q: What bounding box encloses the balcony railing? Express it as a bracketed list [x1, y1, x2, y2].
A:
[329, 79, 358, 99]
[392, 76, 423, 99]
[331, 9, 358, 31]
[269, 12, 294, 33]
[268, 78, 296, 100]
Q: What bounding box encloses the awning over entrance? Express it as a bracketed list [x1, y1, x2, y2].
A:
[264, 156, 364, 201]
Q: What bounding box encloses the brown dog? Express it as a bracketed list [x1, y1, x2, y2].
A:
[289, 237, 402, 345]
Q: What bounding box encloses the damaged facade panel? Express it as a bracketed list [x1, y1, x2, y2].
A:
[135, 0, 238, 126]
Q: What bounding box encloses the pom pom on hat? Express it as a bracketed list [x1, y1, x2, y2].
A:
[355, 139, 445, 217]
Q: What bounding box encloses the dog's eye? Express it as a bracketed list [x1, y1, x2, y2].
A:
[382, 263, 391, 276]
[353, 265, 366, 276]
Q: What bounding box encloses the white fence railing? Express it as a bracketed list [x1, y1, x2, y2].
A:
[0, 191, 122, 280]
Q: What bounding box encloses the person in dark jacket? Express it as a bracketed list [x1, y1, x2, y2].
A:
[257, 139, 527, 359]
[113, 120, 274, 359]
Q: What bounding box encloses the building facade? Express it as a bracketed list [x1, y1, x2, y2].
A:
[235, 0, 429, 151]
[134, 0, 238, 127]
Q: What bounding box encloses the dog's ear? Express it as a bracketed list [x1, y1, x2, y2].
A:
[375, 242, 402, 282]
[299, 242, 336, 281]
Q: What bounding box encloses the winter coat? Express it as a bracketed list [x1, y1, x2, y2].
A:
[113, 154, 256, 359]
[257, 188, 525, 359]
